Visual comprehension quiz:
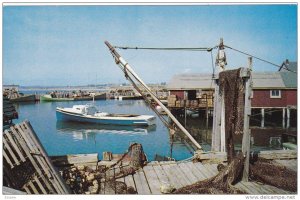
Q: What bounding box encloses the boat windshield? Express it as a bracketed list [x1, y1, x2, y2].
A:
[85, 105, 98, 115]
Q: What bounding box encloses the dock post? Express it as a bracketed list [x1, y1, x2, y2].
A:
[286, 108, 290, 129]
[212, 38, 226, 152]
[261, 108, 265, 128]
[211, 80, 222, 151]
[184, 107, 187, 127]
[282, 108, 286, 129]
[242, 57, 252, 182]
[220, 97, 226, 152]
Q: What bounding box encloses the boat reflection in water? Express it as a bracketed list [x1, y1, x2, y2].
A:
[56, 121, 156, 141]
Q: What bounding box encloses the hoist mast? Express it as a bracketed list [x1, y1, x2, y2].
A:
[105, 41, 202, 150]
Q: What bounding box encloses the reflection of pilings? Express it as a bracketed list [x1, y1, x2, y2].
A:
[282, 108, 286, 129]
[287, 108, 290, 129]
[261, 108, 265, 128]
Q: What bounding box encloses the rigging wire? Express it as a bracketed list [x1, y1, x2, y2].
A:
[111, 55, 172, 128]
[113, 46, 216, 52]
[224, 45, 296, 74]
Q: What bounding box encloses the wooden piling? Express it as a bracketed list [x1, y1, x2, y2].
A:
[286, 108, 290, 129]
[242, 57, 252, 182]
[261, 108, 265, 128]
[282, 108, 286, 129]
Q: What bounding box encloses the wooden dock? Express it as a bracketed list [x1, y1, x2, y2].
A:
[114, 160, 296, 195]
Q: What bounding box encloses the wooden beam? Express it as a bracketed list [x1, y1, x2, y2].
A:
[242, 57, 253, 182]
[258, 150, 297, 160]
[220, 96, 226, 152]
[286, 108, 290, 129]
[282, 108, 286, 129]
[211, 80, 221, 151]
[50, 153, 98, 166]
[261, 108, 265, 128]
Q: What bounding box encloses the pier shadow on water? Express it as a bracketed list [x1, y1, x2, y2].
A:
[175, 109, 297, 153]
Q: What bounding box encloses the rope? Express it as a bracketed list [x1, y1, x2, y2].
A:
[224, 45, 296, 74]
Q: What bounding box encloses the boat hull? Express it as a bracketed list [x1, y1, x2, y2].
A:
[10, 94, 36, 102]
[56, 109, 155, 126]
[74, 96, 93, 101]
[94, 93, 107, 100]
[40, 95, 74, 102]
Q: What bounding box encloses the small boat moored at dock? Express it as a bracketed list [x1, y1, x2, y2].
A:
[40, 94, 74, 101]
[3, 86, 36, 102]
[56, 104, 156, 126]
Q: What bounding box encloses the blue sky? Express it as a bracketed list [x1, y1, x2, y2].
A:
[3, 4, 297, 86]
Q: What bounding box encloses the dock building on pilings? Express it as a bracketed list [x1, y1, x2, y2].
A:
[166, 62, 297, 128]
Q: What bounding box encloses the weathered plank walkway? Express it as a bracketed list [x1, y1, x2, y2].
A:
[117, 160, 296, 195]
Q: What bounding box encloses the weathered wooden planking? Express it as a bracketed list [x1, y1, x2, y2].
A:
[2, 134, 21, 166]
[28, 181, 39, 194]
[152, 164, 170, 186]
[50, 153, 98, 166]
[3, 149, 14, 168]
[169, 164, 193, 185]
[33, 176, 48, 194]
[4, 130, 26, 162]
[261, 184, 293, 194]
[133, 170, 151, 194]
[235, 181, 294, 195]
[11, 124, 62, 194]
[161, 163, 185, 188]
[258, 150, 297, 160]
[236, 182, 252, 194]
[195, 150, 297, 162]
[23, 121, 71, 194]
[177, 162, 199, 183]
[3, 131, 21, 165]
[23, 186, 32, 194]
[194, 151, 227, 163]
[208, 163, 219, 174]
[273, 159, 297, 172]
[241, 181, 265, 194]
[124, 175, 136, 191]
[193, 162, 214, 179]
[203, 163, 218, 176]
[9, 126, 56, 194]
[142, 165, 162, 194]
[14, 124, 63, 194]
[20, 122, 69, 194]
[4, 131, 25, 164]
[185, 162, 209, 181]
[249, 182, 277, 194]
[137, 170, 151, 194]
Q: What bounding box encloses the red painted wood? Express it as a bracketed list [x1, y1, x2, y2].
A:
[286, 90, 297, 106]
[251, 89, 296, 107]
[170, 90, 185, 100]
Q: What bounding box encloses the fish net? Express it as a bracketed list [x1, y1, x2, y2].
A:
[3, 159, 36, 190]
[249, 158, 297, 192]
[219, 68, 245, 161]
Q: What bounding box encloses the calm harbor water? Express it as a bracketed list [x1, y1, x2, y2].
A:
[13, 96, 296, 161]
[13, 99, 197, 161]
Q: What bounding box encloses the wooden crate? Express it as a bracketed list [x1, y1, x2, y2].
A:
[175, 100, 181, 107]
[3, 121, 71, 194]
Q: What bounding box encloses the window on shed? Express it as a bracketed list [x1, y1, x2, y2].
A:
[270, 90, 281, 98]
[187, 90, 197, 100]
